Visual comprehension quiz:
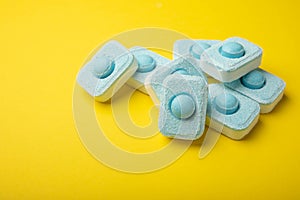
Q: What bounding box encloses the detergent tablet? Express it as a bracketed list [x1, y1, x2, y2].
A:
[200, 37, 263, 82]
[158, 74, 208, 140]
[173, 39, 220, 83]
[173, 39, 220, 60]
[77, 40, 138, 102]
[206, 83, 260, 140]
[127, 47, 170, 94]
[225, 68, 286, 113]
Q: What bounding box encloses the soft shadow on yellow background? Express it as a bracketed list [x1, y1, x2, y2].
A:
[0, 0, 299, 199]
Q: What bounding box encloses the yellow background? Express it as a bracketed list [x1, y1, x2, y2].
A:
[1, 0, 300, 199]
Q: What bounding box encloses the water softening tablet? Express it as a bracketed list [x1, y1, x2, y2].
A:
[158, 74, 208, 140]
[173, 39, 220, 83]
[200, 37, 263, 82]
[173, 39, 220, 60]
[225, 68, 286, 113]
[77, 40, 138, 102]
[206, 84, 260, 140]
[145, 57, 207, 106]
[127, 46, 170, 94]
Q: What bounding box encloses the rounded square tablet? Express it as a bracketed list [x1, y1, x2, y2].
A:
[77, 40, 138, 102]
[145, 57, 207, 106]
[158, 74, 208, 140]
[225, 68, 286, 113]
[127, 46, 170, 94]
[206, 83, 260, 140]
[173, 39, 220, 60]
[173, 39, 221, 84]
[200, 37, 263, 82]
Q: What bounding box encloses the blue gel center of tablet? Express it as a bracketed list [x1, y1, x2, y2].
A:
[136, 55, 156, 73]
[92, 56, 115, 79]
[170, 94, 196, 119]
[172, 68, 189, 75]
[219, 42, 245, 59]
[214, 93, 239, 115]
[241, 70, 266, 89]
[189, 42, 211, 59]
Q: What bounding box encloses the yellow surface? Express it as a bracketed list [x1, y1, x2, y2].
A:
[1, 0, 300, 199]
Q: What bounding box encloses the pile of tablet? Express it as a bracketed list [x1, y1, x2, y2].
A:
[77, 37, 285, 140]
